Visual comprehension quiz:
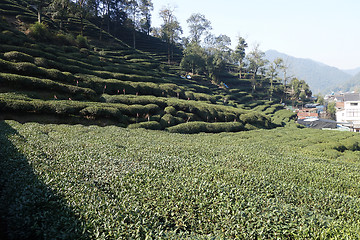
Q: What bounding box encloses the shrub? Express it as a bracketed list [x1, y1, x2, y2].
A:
[55, 33, 75, 46]
[80, 106, 124, 120]
[3, 51, 34, 63]
[167, 122, 245, 134]
[206, 122, 245, 133]
[79, 48, 89, 56]
[144, 104, 161, 114]
[127, 121, 162, 130]
[34, 57, 48, 67]
[175, 111, 188, 119]
[14, 62, 43, 75]
[160, 114, 176, 127]
[244, 123, 258, 131]
[167, 122, 207, 134]
[164, 106, 177, 115]
[28, 22, 51, 42]
[76, 35, 88, 48]
[240, 112, 262, 124]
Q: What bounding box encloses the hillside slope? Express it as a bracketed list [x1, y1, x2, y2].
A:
[0, 0, 296, 133]
[265, 50, 351, 94]
[334, 71, 360, 92]
[343, 67, 360, 76]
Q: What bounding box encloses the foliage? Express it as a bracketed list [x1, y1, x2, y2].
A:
[246, 44, 269, 91]
[167, 121, 245, 133]
[180, 42, 206, 75]
[28, 22, 52, 41]
[187, 13, 212, 44]
[76, 34, 89, 48]
[327, 101, 336, 120]
[158, 6, 182, 63]
[2, 121, 360, 239]
[3, 51, 34, 63]
[232, 36, 248, 78]
[288, 77, 312, 101]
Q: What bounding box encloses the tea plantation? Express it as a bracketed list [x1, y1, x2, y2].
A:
[1, 120, 360, 239]
[0, 0, 295, 133]
[2, 0, 360, 239]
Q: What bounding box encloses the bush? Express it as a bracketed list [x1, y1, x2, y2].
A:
[127, 121, 162, 130]
[3, 51, 34, 63]
[34, 57, 48, 67]
[80, 106, 125, 120]
[167, 122, 245, 134]
[175, 111, 188, 119]
[80, 48, 89, 56]
[167, 122, 207, 134]
[144, 104, 161, 114]
[55, 33, 75, 46]
[28, 22, 51, 42]
[164, 106, 177, 115]
[14, 62, 43, 75]
[76, 35, 88, 48]
[160, 114, 176, 127]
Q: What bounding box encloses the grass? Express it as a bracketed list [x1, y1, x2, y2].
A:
[2, 120, 360, 239]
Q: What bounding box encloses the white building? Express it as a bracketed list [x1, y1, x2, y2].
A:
[336, 93, 360, 132]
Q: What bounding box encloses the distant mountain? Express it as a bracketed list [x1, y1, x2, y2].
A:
[334, 72, 360, 93]
[265, 50, 352, 94]
[342, 67, 360, 76]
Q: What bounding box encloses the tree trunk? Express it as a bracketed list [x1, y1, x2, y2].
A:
[37, 9, 41, 23]
[99, 18, 103, 41]
[80, 15, 84, 35]
[167, 41, 170, 64]
[133, 30, 136, 49]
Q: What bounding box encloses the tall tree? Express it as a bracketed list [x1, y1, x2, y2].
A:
[187, 13, 212, 44]
[138, 0, 153, 35]
[289, 78, 312, 101]
[246, 44, 268, 92]
[29, 0, 51, 23]
[48, 0, 71, 29]
[75, 0, 88, 35]
[206, 50, 226, 83]
[232, 36, 248, 79]
[267, 57, 284, 99]
[180, 42, 206, 75]
[280, 60, 291, 101]
[126, 0, 141, 48]
[125, 0, 153, 47]
[204, 34, 232, 81]
[327, 102, 336, 120]
[214, 34, 232, 61]
[159, 6, 182, 64]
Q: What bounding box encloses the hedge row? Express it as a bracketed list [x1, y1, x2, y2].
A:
[0, 73, 96, 100]
[0, 94, 279, 133]
[0, 58, 77, 84]
[167, 122, 246, 134]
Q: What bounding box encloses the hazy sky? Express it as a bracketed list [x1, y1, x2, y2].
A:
[151, 0, 360, 70]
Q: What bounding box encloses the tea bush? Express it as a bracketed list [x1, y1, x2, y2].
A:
[3, 51, 34, 62]
[128, 121, 162, 130]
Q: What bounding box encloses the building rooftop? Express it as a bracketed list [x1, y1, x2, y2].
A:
[298, 118, 337, 129]
[344, 93, 360, 102]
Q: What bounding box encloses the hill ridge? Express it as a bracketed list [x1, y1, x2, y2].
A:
[265, 49, 352, 94]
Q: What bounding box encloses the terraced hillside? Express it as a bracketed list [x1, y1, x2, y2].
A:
[0, 0, 295, 133]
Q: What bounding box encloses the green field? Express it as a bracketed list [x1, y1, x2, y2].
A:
[1, 120, 360, 239]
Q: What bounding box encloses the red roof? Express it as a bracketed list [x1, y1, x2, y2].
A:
[297, 112, 318, 119]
